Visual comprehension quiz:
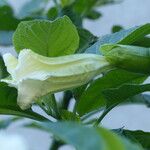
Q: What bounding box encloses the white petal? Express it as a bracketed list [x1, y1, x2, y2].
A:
[14, 49, 109, 81]
[3, 53, 18, 77]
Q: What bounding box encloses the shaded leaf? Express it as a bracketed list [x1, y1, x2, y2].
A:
[86, 10, 102, 20]
[133, 37, 150, 48]
[60, 0, 75, 7]
[126, 94, 150, 107]
[62, 6, 82, 27]
[26, 121, 143, 150]
[60, 110, 80, 121]
[0, 5, 19, 31]
[0, 55, 8, 79]
[47, 7, 58, 20]
[103, 83, 150, 108]
[77, 28, 98, 53]
[122, 130, 150, 150]
[77, 69, 146, 116]
[86, 23, 150, 54]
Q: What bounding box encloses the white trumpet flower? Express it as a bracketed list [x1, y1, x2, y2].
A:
[1, 49, 110, 110]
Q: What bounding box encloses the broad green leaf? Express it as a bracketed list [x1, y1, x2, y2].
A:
[102, 83, 150, 108]
[26, 121, 143, 150]
[0, 82, 47, 121]
[77, 28, 98, 53]
[101, 44, 150, 74]
[86, 23, 150, 54]
[77, 69, 146, 116]
[0, 55, 8, 79]
[13, 16, 79, 57]
[122, 130, 150, 150]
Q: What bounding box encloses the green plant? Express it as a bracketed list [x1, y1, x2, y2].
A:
[0, 0, 150, 150]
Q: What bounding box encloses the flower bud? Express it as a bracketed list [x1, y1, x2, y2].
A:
[100, 44, 150, 74]
[1, 49, 110, 110]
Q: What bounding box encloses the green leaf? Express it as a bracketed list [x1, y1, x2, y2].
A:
[26, 121, 143, 150]
[47, 7, 58, 20]
[36, 121, 104, 150]
[77, 69, 146, 116]
[62, 6, 82, 27]
[37, 93, 60, 118]
[13, 16, 79, 57]
[0, 5, 19, 31]
[77, 28, 98, 53]
[0, 3, 19, 45]
[133, 37, 150, 48]
[126, 94, 150, 107]
[112, 25, 123, 33]
[103, 83, 150, 108]
[73, 0, 97, 16]
[100, 44, 150, 74]
[0, 82, 47, 121]
[60, 0, 75, 7]
[122, 130, 150, 150]
[86, 10, 102, 20]
[0, 55, 8, 79]
[60, 110, 80, 121]
[96, 0, 121, 6]
[86, 23, 150, 54]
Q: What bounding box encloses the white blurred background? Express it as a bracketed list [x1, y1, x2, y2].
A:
[0, 0, 150, 150]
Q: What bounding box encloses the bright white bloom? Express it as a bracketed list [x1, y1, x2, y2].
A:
[1, 49, 110, 110]
[0, 131, 28, 150]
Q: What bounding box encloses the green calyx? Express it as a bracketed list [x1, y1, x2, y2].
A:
[100, 44, 150, 74]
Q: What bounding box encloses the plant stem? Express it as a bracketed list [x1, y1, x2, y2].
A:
[94, 105, 115, 127]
